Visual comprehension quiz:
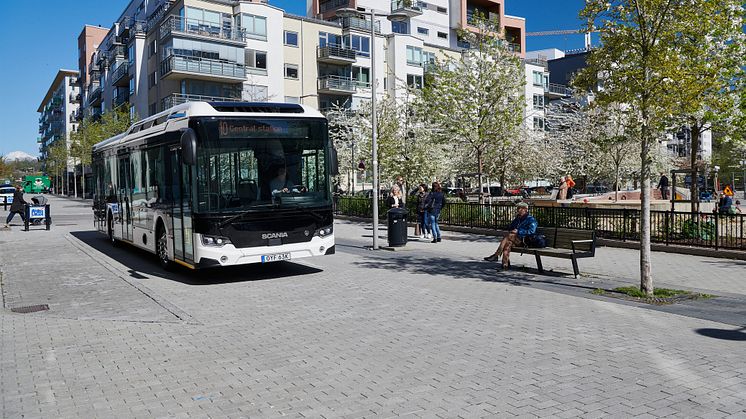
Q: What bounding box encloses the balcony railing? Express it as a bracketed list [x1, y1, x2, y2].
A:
[109, 44, 126, 61]
[391, 0, 423, 16]
[161, 93, 242, 110]
[546, 83, 573, 97]
[114, 91, 130, 107]
[317, 44, 357, 63]
[160, 55, 246, 80]
[340, 16, 381, 33]
[69, 92, 81, 103]
[160, 15, 245, 43]
[318, 75, 358, 93]
[111, 62, 130, 85]
[88, 83, 102, 105]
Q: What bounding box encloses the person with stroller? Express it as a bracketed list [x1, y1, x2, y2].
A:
[4, 185, 28, 228]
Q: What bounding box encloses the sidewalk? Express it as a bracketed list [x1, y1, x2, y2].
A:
[336, 216, 746, 297]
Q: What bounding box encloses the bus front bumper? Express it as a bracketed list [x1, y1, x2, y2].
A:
[194, 234, 335, 267]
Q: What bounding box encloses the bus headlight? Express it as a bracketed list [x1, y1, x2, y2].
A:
[201, 234, 231, 247]
[314, 225, 333, 238]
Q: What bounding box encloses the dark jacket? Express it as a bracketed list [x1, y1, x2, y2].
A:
[508, 214, 538, 238]
[424, 191, 445, 212]
[416, 191, 429, 213]
[658, 175, 669, 188]
[385, 195, 403, 209]
[9, 189, 27, 213]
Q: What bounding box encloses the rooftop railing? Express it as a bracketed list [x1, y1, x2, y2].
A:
[161, 93, 242, 110]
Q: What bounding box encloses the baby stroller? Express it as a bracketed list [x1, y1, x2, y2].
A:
[30, 195, 49, 225]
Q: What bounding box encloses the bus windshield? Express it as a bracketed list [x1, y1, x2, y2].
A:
[195, 117, 330, 213]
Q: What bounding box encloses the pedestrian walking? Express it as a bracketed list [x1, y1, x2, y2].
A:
[4, 185, 28, 228]
[416, 183, 431, 239]
[566, 175, 576, 199]
[424, 181, 445, 243]
[483, 202, 538, 271]
[658, 172, 670, 200]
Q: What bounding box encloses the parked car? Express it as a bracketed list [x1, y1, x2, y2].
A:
[585, 185, 609, 194]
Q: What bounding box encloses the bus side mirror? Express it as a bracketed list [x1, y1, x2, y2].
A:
[330, 145, 339, 176]
[181, 129, 197, 165]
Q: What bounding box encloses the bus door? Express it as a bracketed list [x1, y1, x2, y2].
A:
[118, 155, 133, 242]
[169, 150, 194, 263]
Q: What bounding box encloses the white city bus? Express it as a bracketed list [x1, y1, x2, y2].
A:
[92, 102, 337, 269]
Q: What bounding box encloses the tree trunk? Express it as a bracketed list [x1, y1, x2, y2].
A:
[81, 164, 86, 200]
[689, 122, 701, 213]
[614, 165, 620, 202]
[477, 149, 484, 204]
[640, 113, 654, 296]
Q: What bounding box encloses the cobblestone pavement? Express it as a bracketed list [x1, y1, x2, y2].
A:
[1, 196, 746, 418]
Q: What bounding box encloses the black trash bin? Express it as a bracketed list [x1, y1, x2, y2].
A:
[387, 208, 408, 247]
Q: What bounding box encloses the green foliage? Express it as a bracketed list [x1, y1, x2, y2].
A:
[613, 286, 691, 299]
[419, 12, 525, 191]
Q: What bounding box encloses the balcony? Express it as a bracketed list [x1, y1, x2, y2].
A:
[318, 76, 358, 94]
[161, 93, 243, 110]
[340, 16, 381, 33]
[88, 83, 102, 106]
[111, 63, 130, 86]
[545, 83, 572, 99]
[160, 15, 245, 46]
[69, 92, 81, 103]
[317, 44, 357, 64]
[109, 44, 126, 61]
[160, 55, 246, 82]
[114, 91, 130, 108]
[391, 0, 422, 18]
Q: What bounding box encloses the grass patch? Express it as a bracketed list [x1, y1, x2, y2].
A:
[590, 286, 716, 305]
[614, 286, 691, 298]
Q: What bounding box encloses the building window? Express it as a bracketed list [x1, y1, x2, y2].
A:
[284, 64, 298, 79]
[532, 71, 547, 87]
[437, 31, 448, 40]
[436, 6, 447, 14]
[245, 49, 267, 74]
[352, 66, 370, 86]
[533, 94, 545, 109]
[392, 21, 408, 34]
[148, 71, 157, 88]
[243, 84, 268, 101]
[129, 78, 135, 95]
[406, 46, 423, 66]
[423, 51, 436, 70]
[130, 105, 136, 119]
[149, 40, 157, 57]
[241, 13, 267, 41]
[149, 102, 157, 116]
[319, 31, 342, 48]
[284, 30, 298, 46]
[417, 27, 429, 35]
[407, 74, 423, 89]
[533, 117, 545, 131]
[343, 34, 370, 57]
[128, 45, 135, 65]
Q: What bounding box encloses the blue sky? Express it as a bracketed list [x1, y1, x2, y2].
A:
[0, 0, 588, 158]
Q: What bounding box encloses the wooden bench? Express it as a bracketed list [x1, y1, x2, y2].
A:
[518, 227, 597, 278]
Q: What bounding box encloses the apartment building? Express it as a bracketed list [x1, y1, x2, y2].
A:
[37, 70, 81, 176]
[77, 0, 531, 125]
[77, 25, 108, 121]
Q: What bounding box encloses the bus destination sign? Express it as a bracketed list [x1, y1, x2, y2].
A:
[219, 121, 308, 139]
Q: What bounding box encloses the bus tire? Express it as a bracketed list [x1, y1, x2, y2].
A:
[107, 214, 117, 246]
[156, 222, 173, 271]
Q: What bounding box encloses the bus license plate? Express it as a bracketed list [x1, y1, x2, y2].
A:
[261, 253, 291, 263]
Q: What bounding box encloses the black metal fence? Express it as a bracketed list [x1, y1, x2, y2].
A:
[336, 197, 746, 251]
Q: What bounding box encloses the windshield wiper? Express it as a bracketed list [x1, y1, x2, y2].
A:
[217, 204, 274, 228]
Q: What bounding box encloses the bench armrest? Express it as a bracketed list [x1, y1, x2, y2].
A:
[571, 239, 595, 254]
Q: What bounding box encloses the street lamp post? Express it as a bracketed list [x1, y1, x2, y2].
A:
[337, 7, 406, 250]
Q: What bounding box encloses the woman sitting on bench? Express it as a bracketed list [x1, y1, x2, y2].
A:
[483, 202, 537, 271]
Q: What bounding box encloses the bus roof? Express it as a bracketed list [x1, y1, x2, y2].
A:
[92, 101, 326, 153]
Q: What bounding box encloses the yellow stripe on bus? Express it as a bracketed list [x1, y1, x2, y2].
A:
[173, 259, 195, 270]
